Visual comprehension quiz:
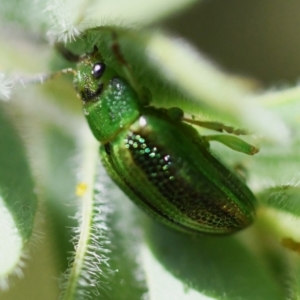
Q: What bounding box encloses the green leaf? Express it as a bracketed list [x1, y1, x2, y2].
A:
[144, 223, 287, 300]
[259, 186, 300, 217]
[0, 103, 37, 284]
[60, 129, 148, 300]
[43, 0, 201, 42]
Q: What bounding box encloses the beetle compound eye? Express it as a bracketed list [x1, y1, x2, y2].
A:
[92, 62, 106, 79]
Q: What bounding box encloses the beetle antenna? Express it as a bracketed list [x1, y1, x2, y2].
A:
[13, 68, 77, 87]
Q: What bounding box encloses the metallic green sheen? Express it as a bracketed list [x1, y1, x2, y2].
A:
[84, 77, 140, 143]
[100, 107, 256, 234]
[74, 48, 256, 234]
[74, 52, 140, 143]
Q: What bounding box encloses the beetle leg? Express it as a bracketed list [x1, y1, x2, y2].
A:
[183, 117, 249, 135]
[203, 134, 259, 155]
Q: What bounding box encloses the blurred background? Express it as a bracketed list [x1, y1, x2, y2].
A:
[165, 0, 300, 85]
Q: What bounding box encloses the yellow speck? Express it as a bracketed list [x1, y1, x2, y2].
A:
[76, 183, 88, 196]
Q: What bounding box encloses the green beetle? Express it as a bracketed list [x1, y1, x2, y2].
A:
[66, 43, 257, 235]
